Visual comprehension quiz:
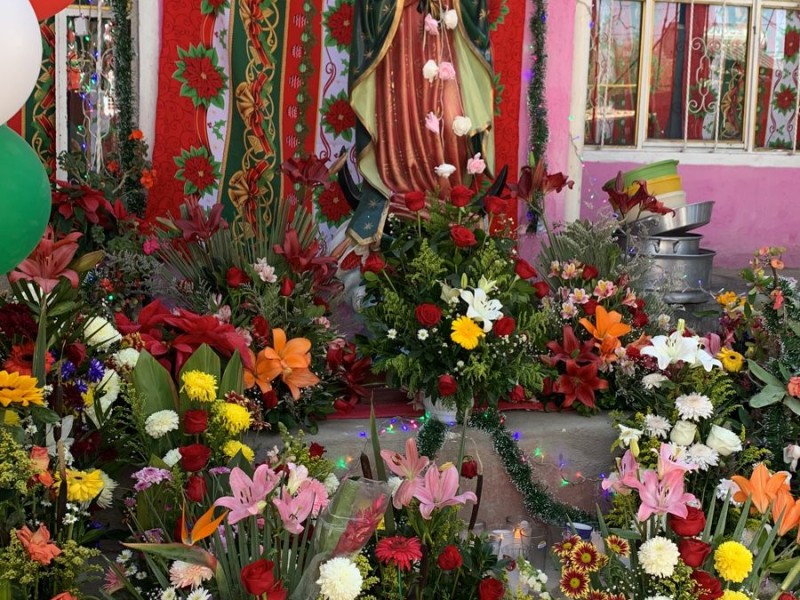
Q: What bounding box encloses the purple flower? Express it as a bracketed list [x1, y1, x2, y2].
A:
[209, 466, 232, 476]
[87, 358, 105, 383]
[61, 360, 76, 380]
[132, 467, 173, 492]
[75, 379, 88, 394]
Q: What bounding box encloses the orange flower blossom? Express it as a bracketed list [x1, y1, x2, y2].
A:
[245, 328, 320, 400]
[732, 463, 791, 515]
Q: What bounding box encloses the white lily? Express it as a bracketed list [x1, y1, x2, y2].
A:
[440, 282, 461, 305]
[460, 287, 503, 332]
[641, 331, 700, 370]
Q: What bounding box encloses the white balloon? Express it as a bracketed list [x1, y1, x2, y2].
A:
[0, 0, 43, 125]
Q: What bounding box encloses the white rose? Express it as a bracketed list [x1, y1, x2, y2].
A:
[443, 9, 458, 29]
[452, 116, 472, 137]
[422, 59, 439, 82]
[670, 420, 697, 446]
[84, 316, 122, 350]
[706, 425, 742, 457]
[434, 163, 456, 178]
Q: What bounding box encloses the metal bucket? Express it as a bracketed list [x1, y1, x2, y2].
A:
[638, 234, 702, 256]
[636, 201, 714, 235]
[642, 249, 715, 304]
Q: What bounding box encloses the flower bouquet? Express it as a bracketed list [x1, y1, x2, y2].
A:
[358, 186, 549, 416]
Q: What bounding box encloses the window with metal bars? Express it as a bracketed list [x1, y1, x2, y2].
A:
[586, 0, 800, 153]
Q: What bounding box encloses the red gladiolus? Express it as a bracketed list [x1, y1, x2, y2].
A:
[669, 506, 706, 537]
[279, 277, 295, 297]
[493, 316, 516, 337]
[533, 281, 550, 298]
[460, 458, 478, 479]
[691, 570, 723, 600]
[484, 196, 508, 215]
[514, 259, 537, 279]
[450, 185, 474, 208]
[404, 191, 426, 212]
[415, 304, 443, 327]
[226, 266, 250, 288]
[362, 253, 386, 274]
[375, 536, 423, 572]
[437, 545, 463, 570]
[240, 559, 287, 599]
[179, 444, 211, 472]
[678, 538, 712, 568]
[478, 577, 505, 600]
[438, 374, 458, 397]
[582, 265, 599, 280]
[309, 443, 326, 458]
[185, 475, 207, 502]
[553, 360, 608, 409]
[183, 410, 209, 435]
[450, 225, 477, 248]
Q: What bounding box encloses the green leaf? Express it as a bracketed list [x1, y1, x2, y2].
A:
[362, 271, 378, 283]
[180, 344, 221, 383]
[768, 558, 799, 575]
[123, 543, 217, 571]
[29, 405, 61, 425]
[219, 351, 244, 397]
[32, 306, 47, 388]
[748, 360, 784, 388]
[749, 385, 786, 408]
[132, 351, 179, 417]
[788, 320, 800, 337]
[786, 397, 800, 416]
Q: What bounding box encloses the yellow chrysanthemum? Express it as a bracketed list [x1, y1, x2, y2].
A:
[716, 291, 739, 307]
[81, 387, 95, 407]
[714, 541, 753, 583]
[181, 371, 217, 403]
[223, 440, 254, 462]
[717, 348, 745, 373]
[2, 409, 20, 427]
[0, 371, 44, 407]
[56, 469, 105, 503]
[450, 316, 484, 350]
[216, 402, 251, 435]
[721, 591, 750, 600]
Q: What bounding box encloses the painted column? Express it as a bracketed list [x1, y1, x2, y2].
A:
[137, 0, 161, 158]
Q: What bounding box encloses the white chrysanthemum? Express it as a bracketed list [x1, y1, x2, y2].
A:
[317, 556, 363, 600]
[675, 393, 714, 421]
[618, 424, 643, 448]
[644, 415, 672, 439]
[170, 560, 213, 589]
[160, 589, 178, 600]
[145, 410, 180, 439]
[638, 536, 679, 578]
[641, 373, 669, 390]
[113, 348, 140, 370]
[685, 443, 719, 471]
[185, 589, 212, 600]
[97, 470, 118, 509]
[163, 448, 182, 468]
[716, 478, 743, 506]
[644, 596, 673, 600]
[84, 316, 122, 350]
[324, 472, 340, 496]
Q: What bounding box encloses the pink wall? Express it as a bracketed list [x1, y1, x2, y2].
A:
[539, 1, 800, 269]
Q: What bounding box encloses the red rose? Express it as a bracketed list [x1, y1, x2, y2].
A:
[460, 458, 478, 479]
[583, 298, 598, 316]
[415, 304, 443, 327]
[362, 253, 386, 274]
[450, 225, 477, 248]
[669, 506, 706, 537]
[240, 559, 287, 599]
[582, 265, 599, 280]
[533, 281, 550, 298]
[779, 594, 798, 600]
[179, 444, 211, 472]
[493, 316, 516, 336]
[64, 342, 86, 365]
[226, 266, 251, 288]
[509, 384, 526, 403]
[691, 570, 723, 600]
[438, 374, 458, 397]
[678, 538, 712, 568]
[186, 474, 207, 502]
[262, 389, 278, 410]
[632, 311, 649, 328]
[279, 277, 295, 297]
[478, 577, 505, 600]
[404, 191, 426, 212]
[450, 185, 474, 208]
[252, 315, 270, 344]
[514, 259, 537, 279]
[183, 410, 209, 435]
[309, 442, 326, 458]
[437, 545, 463, 570]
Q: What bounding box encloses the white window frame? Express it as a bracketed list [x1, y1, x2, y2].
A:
[580, 0, 800, 167]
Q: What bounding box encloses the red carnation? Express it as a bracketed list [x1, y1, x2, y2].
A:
[438, 374, 458, 397]
[437, 545, 463, 570]
[533, 281, 550, 298]
[691, 570, 723, 600]
[478, 577, 505, 600]
[226, 266, 251, 288]
[375, 536, 423, 572]
[669, 506, 706, 537]
[186, 474, 207, 502]
[582, 265, 599, 280]
[279, 277, 295, 297]
[450, 225, 477, 248]
[362, 253, 386, 274]
[183, 409, 209, 435]
[632, 311, 649, 328]
[415, 304, 443, 327]
[404, 191, 426, 212]
[493, 316, 516, 336]
[240, 559, 287, 599]
[450, 185, 474, 208]
[678, 538, 712, 568]
[179, 444, 211, 472]
[460, 458, 478, 479]
[262, 389, 279, 410]
[309, 442, 326, 458]
[514, 259, 537, 279]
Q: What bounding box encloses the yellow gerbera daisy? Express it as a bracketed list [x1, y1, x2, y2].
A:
[450, 316, 484, 350]
[223, 440, 254, 462]
[717, 348, 744, 373]
[714, 540, 753, 583]
[56, 469, 105, 503]
[215, 402, 252, 435]
[0, 370, 44, 407]
[181, 371, 217, 403]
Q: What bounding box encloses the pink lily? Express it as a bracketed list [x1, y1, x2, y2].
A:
[273, 485, 315, 534]
[602, 449, 639, 495]
[9, 227, 82, 293]
[381, 438, 429, 509]
[630, 468, 697, 521]
[214, 465, 281, 525]
[656, 443, 697, 480]
[413, 464, 477, 520]
[286, 463, 309, 495]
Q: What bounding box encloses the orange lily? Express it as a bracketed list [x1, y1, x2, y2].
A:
[771, 490, 800, 536]
[181, 503, 228, 545]
[732, 463, 791, 514]
[579, 306, 632, 343]
[246, 328, 320, 400]
[243, 349, 273, 393]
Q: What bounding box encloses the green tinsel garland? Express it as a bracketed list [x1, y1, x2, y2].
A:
[417, 409, 592, 526]
[528, 0, 548, 164]
[110, 0, 145, 215]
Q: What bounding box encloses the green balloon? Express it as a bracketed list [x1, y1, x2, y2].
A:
[0, 125, 51, 274]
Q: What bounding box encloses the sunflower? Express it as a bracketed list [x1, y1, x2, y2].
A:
[560, 567, 590, 598]
[604, 534, 630, 557]
[570, 541, 602, 572]
[0, 370, 44, 407]
[181, 371, 218, 403]
[450, 316, 484, 350]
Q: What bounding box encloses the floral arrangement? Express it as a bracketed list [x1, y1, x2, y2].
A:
[357, 185, 549, 415]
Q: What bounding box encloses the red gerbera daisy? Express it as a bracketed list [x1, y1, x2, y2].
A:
[323, 98, 357, 135]
[604, 534, 630, 557]
[317, 183, 352, 224]
[553, 534, 581, 558]
[570, 541, 602, 572]
[4, 342, 54, 376]
[375, 536, 422, 572]
[327, 3, 354, 48]
[560, 567, 590, 599]
[586, 590, 609, 600]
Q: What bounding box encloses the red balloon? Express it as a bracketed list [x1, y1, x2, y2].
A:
[29, 0, 72, 21]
